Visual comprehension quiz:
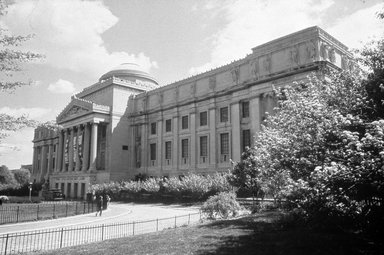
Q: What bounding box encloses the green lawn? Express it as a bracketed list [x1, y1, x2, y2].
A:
[29, 211, 381, 255]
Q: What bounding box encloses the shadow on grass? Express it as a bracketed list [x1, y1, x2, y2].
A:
[195, 212, 382, 255]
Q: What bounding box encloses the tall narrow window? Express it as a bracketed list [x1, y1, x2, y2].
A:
[220, 133, 229, 157]
[200, 111, 207, 126]
[242, 129, 251, 151]
[165, 141, 172, 160]
[220, 107, 229, 122]
[200, 136, 208, 157]
[242, 101, 250, 118]
[181, 115, 188, 129]
[151, 122, 157, 135]
[181, 139, 189, 158]
[150, 143, 156, 161]
[165, 119, 172, 132]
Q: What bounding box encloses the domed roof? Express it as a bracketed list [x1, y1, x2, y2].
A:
[99, 63, 158, 85]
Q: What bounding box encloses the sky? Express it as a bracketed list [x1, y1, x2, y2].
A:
[0, 0, 383, 169]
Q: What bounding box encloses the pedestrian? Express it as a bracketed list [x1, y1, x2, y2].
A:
[106, 195, 111, 207]
[95, 195, 103, 216]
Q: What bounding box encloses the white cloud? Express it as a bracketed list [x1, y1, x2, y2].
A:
[189, 0, 383, 75]
[0, 129, 34, 168]
[327, 3, 384, 49]
[47, 79, 76, 94]
[0, 107, 51, 120]
[2, 0, 158, 79]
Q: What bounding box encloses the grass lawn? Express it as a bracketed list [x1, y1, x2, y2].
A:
[28, 211, 382, 255]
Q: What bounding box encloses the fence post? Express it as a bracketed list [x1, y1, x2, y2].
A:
[101, 224, 105, 240]
[16, 206, 20, 223]
[60, 228, 64, 248]
[53, 204, 56, 218]
[174, 216, 177, 228]
[4, 233, 9, 255]
[132, 221, 135, 236]
[66, 203, 68, 217]
[156, 218, 158, 232]
[188, 214, 190, 225]
[83, 202, 86, 214]
[75, 202, 78, 215]
[37, 205, 40, 219]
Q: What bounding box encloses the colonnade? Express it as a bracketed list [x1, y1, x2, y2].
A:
[55, 122, 100, 173]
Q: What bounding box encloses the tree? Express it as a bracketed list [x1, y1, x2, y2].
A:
[0, 0, 42, 143]
[13, 168, 31, 186]
[0, 165, 17, 187]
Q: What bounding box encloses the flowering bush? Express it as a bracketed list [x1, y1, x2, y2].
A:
[201, 192, 242, 219]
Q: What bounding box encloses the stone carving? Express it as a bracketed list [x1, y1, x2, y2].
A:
[329, 48, 336, 63]
[290, 46, 299, 65]
[209, 76, 216, 90]
[320, 43, 329, 60]
[61, 106, 88, 120]
[231, 67, 240, 84]
[250, 58, 259, 80]
[306, 40, 317, 61]
[263, 54, 271, 73]
[190, 82, 196, 96]
[341, 55, 349, 70]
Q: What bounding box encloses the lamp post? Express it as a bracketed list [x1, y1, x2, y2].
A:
[28, 182, 32, 202]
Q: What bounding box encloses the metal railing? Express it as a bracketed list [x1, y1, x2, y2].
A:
[0, 212, 201, 255]
[0, 202, 96, 225]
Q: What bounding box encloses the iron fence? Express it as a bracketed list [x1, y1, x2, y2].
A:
[0, 212, 201, 255]
[0, 202, 96, 225]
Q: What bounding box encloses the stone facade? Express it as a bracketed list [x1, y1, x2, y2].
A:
[32, 26, 353, 199]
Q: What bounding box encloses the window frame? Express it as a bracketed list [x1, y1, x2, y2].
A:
[181, 115, 189, 130]
[165, 119, 172, 132]
[220, 107, 229, 123]
[199, 111, 208, 126]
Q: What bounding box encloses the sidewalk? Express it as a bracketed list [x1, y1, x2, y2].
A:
[0, 202, 200, 234]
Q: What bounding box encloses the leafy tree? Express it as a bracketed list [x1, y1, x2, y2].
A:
[0, 1, 42, 143]
[13, 168, 31, 186]
[0, 164, 17, 187]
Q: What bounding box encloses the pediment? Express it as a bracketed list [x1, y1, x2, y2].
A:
[57, 104, 90, 123]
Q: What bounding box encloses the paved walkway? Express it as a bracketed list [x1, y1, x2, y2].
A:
[0, 202, 200, 234]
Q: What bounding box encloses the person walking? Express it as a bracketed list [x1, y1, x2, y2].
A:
[95, 195, 103, 216]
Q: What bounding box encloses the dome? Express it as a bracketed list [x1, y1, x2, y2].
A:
[99, 63, 158, 86]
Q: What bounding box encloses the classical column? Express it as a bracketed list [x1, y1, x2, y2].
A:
[68, 127, 74, 172]
[172, 115, 179, 169]
[56, 130, 63, 172]
[75, 125, 81, 171]
[41, 145, 48, 180]
[157, 119, 163, 170]
[82, 123, 90, 172]
[231, 102, 241, 162]
[209, 105, 217, 167]
[32, 146, 38, 175]
[190, 110, 196, 170]
[89, 122, 98, 171]
[250, 96, 261, 136]
[140, 123, 148, 171]
[47, 144, 53, 176]
[62, 129, 68, 171]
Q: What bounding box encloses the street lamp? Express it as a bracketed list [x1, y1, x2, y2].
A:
[28, 182, 32, 202]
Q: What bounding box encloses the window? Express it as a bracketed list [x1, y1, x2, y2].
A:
[150, 143, 156, 161]
[165, 119, 172, 132]
[122, 145, 128, 150]
[220, 133, 229, 155]
[151, 122, 157, 135]
[220, 107, 229, 122]
[242, 129, 251, 151]
[165, 141, 172, 160]
[200, 136, 208, 157]
[181, 115, 188, 129]
[200, 111, 208, 126]
[181, 139, 189, 158]
[242, 101, 250, 118]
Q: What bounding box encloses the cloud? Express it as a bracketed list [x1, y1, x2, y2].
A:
[47, 79, 76, 94]
[2, 0, 158, 79]
[0, 107, 51, 120]
[327, 3, 384, 49]
[188, 0, 383, 75]
[0, 129, 34, 168]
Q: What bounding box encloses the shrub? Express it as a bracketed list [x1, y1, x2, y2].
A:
[201, 192, 242, 219]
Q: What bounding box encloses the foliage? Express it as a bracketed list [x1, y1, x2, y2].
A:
[89, 172, 232, 201]
[0, 165, 17, 188]
[0, 1, 42, 143]
[201, 192, 242, 219]
[13, 168, 31, 185]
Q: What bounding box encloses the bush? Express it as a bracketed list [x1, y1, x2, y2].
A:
[201, 192, 242, 219]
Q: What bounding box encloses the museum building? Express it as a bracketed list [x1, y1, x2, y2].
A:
[31, 26, 353, 199]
